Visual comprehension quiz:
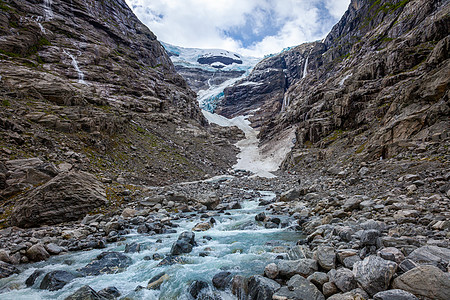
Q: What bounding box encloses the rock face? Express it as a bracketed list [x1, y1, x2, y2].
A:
[220, 0, 450, 169]
[10, 171, 107, 228]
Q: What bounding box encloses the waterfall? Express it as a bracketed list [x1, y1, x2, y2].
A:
[64, 50, 87, 84]
[302, 55, 309, 79]
[43, 0, 53, 21]
[281, 94, 290, 112]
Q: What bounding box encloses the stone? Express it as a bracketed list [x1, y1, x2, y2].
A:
[247, 275, 281, 300]
[192, 222, 212, 231]
[322, 282, 339, 298]
[147, 272, 169, 290]
[327, 289, 368, 300]
[156, 255, 188, 266]
[354, 255, 398, 296]
[10, 171, 107, 228]
[328, 268, 357, 292]
[45, 243, 65, 255]
[342, 196, 363, 211]
[314, 245, 336, 270]
[360, 229, 380, 246]
[378, 247, 405, 264]
[0, 261, 20, 279]
[273, 274, 325, 300]
[277, 259, 318, 278]
[373, 289, 419, 300]
[0, 250, 12, 264]
[197, 193, 220, 210]
[264, 263, 279, 279]
[121, 208, 136, 219]
[64, 285, 102, 300]
[78, 252, 132, 276]
[40, 270, 77, 291]
[280, 189, 301, 201]
[255, 212, 266, 221]
[26, 244, 50, 262]
[392, 265, 450, 300]
[124, 242, 141, 253]
[97, 287, 121, 299]
[189, 280, 209, 298]
[170, 231, 196, 255]
[307, 272, 329, 289]
[406, 245, 450, 271]
[26, 270, 44, 287]
[212, 271, 233, 290]
[231, 275, 248, 299]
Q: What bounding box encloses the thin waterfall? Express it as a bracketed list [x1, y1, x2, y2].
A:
[64, 50, 87, 84]
[302, 54, 309, 79]
[43, 0, 53, 21]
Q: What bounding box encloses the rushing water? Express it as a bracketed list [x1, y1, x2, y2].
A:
[0, 191, 304, 299]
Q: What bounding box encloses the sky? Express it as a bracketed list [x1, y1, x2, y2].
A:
[125, 0, 351, 57]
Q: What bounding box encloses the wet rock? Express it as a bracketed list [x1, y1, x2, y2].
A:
[197, 193, 220, 210]
[231, 275, 248, 299]
[248, 275, 281, 300]
[406, 245, 450, 271]
[373, 289, 419, 300]
[0, 261, 20, 279]
[64, 285, 101, 300]
[392, 265, 450, 300]
[97, 286, 121, 299]
[192, 222, 212, 231]
[307, 272, 329, 290]
[328, 268, 357, 292]
[354, 255, 397, 296]
[277, 259, 318, 278]
[157, 255, 187, 266]
[147, 272, 169, 290]
[212, 271, 233, 290]
[78, 252, 132, 276]
[124, 242, 141, 253]
[45, 243, 66, 255]
[25, 270, 43, 287]
[314, 245, 336, 270]
[170, 231, 196, 255]
[264, 263, 279, 279]
[273, 274, 325, 300]
[189, 280, 209, 298]
[40, 270, 77, 291]
[255, 212, 266, 221]
[26, 244, 50, 262]
[280, 189, 302, 201]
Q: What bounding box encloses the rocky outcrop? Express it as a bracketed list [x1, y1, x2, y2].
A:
[10, 171, 107, 228]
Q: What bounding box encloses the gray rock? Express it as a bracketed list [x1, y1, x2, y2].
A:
[212, 271, 233, 290]
[392, 265, 450, 300]
[277, 259, 318, 278]
[307, 272, 329, 289]
[280, 189, 302, 201]
[147, 272, 169, 290]
[343, 255, 361, 269]
[97, 286, 121, 299]
[373, 289, 419, 300]
[354, 255, 397, 296]
[360, 229, 380, 246]
[0, 261, 20, 279]
[64, 285, 102, 300]
[406, 245, 450, 271]
[378, 247, 405, 264]
[78, 252, 132, 276]
[189, 280, 209, 299]
[124, 242, 141, 253]
[273, 274, 325, 300]
[170, 231, 196, 255]
[26, 244, 50, 262]
[328, 268, 357, 292]
[40, 270, 77, 291]
[322, 281, 339, 298]
[327, 288, 368, 300]
[25, 270, 43, 287]
[45, 243, 65, 255]
[314, 245, 336, 270]
[342, 196, 363, 211]
[248, 275, 281, 300]
[264, 263, 279, 279]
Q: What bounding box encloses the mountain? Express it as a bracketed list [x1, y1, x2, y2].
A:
[218, 0, 449, 169]
[161, 42, 260, 112]
[0, 0, 239, 226]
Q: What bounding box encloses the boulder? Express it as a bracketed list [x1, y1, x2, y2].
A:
[78, 252, 132, 276]
[196, 192, 220, 210]
[377, 247, 405, 264]
[10, 171, 107, 227]
[307, 272, 329, 289]
[231, 275, 248, 299]
[147, 272, 169, 290]
[192, 222, 212, 231]
[45, 243, 66, 255]
[327, 288, 368, 300]
[277, 259, 318, 278]
[373, 289, 419, 300]
[354, 255, 397, 296]
[124, 242, 141, 253]
[0, 261, 20, 279]
[97, 287, 121, 299]
[247, 275, 280, 300]
[255, 212, 266, 221]
[314, 246, 336, 270]
[392, 265, 450, 300]
[212, 271, 233, 290]
[273, 274, 325, 300]
[280, 189, 301, 201]
[26, 270, 44, 287]
[64, 285, 102, 300]
[264, 263, 279, 279]
[342, 196, 363, 211]
[40, 270, 77, 291]
[406, 245, 450, 271]
[360, 229, 380, 246]
[189, 280, 209, 298]
[328, 268, 357, 292]
[26, 244, 50, 262]
[170, 231, 196, 255]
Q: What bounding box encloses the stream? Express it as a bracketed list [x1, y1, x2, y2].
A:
[0, 191, 304, 299]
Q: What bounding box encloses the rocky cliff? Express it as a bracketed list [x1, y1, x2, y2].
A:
[219, 0, 449, 170]
[0, 0, 238, 226]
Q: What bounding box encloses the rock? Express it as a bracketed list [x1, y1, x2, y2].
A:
[170, 231, 196, 255]
[212, 271, 233, 290]
[247, 275, 281, 300]
[373, 289, 419, 300]
[0, 250, 11, 264]
[192, 222, 212, 231]
[255, 212, 266, 221]
[64, 285, 102, 300]
[360, 229, 380, 246]
[307, 272, 329, 289]
[327, 289, 368, 300]
[392, 265, 450, 300]
[121, 208, 136, 219]
[124, 242, 141, 253]
[342, 196, 363, 211]
[26, 270, 44, 287]
[45, 243, 65, 255]
[10, 171, 107, 227]
[0, 261, 20, 279]
[378, 247, 405, 264]
[280, 189, 301, 201]
[97, 286, 121, 299]
[314, 246, 336, 270]
[78, 252, 132, 276]
[328, 268, 357, 292]
[40, 270, 77, 291]
[231, 275, 248, 299]
[273, 274, 325, 300]
[264, 263, 279, 279]
[277, 259, 318, 278]
[157, 255, 188, 266]
[406, 245, 450, 271]
[354, 255, 398, 296]
[322, 282, 339, 298]
[26, 244, 50, 262]
[288, 245, 312, 260]
[189, 280, 209, 298]
[147, 272, 169, 290]
[197, 193, 220, 210]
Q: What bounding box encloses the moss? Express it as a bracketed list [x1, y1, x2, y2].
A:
[355, 142, 367, 154]
[0, 1, 14, 12]
[1, 99, 10, 106]
[0, 49, 20, 57]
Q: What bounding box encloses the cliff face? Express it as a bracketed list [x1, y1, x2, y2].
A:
[0, 0, 237, 188]
[220, 0, 449, 168]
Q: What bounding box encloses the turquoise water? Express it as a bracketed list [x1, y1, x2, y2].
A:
[0, 191, 304, 299]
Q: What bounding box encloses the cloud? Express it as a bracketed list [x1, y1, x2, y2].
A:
[125, 0, 350, 57]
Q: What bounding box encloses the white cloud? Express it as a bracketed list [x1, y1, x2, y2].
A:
[125, 0, 350, 57]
